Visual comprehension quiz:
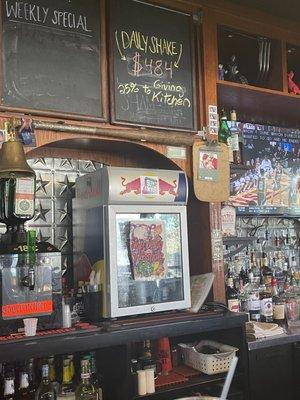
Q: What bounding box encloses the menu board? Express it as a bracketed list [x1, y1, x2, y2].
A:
[110, 0, 196, 131]
[1, 0, 103, 118]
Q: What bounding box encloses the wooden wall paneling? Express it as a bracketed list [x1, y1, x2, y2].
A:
[201, 8, 226, 302]
[267, 39, 284, 92]
[25, 136, 185, 171]
[0, 3, 3, 105]
[281, 40, 288, 93]
[208, 6, 300, 46]
[100, 0, 109, 121]
[195, 9, 205, 131]
[199, 0, 300, 45]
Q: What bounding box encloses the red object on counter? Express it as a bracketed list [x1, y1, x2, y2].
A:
[156, 337, 173, 375]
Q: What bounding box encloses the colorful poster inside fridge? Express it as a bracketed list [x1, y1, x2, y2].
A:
[129, 221, 167, 280]
[229, 122, 300, 215]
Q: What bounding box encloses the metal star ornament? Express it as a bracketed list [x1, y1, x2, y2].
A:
[33, 202, 51, 222]
[57, 229, 69, 250]
[59, 159, 73, 169]
[37, 228, 51, 243]
[57, 175, 75, 196]
[83, 160, 97, 171]
[33, 158, 47, 167]
[57, 203, 70, 223]
[36, 173, 50, 195]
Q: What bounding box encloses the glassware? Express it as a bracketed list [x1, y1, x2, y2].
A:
[75, 360, 97, 400]
[35, 364, 56, 400]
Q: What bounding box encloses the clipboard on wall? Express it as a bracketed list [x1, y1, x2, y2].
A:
[193, 140, 230, 202]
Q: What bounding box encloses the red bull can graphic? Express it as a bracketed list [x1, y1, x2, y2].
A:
[120, 176, 178, 197]
[120, 177, 142, 195]
[119, 172, 187, 203]
[158, 178, 177, 196]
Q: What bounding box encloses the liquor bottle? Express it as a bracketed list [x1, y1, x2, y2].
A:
[4, 374, 16, 400]
[1, 121, 36, 243]
[261, 252, 273, 293]
[18, 370, 32, 400]
[23, 230, 37, 291]
[226, 272, 240, 312]
[271, 276, 285, 325]
[35, 364, 57, 400]
[27, 359, 37, 397]
[75, 360, 97, 400]
[250, 250, 259, 277]
[58, 359, 74, 399]
[291, 256, 297, 273]
[90, 351, 103, 400]
[138, 340, 156, 371]
[259, 273, 273, 323]
[230, 108, 241, 164]
[257, 170, 266, 206]
[221, 203, 236, 237]
[246, 275, 261, 322]
[48, 357, 60, 395]
[85, 352, 103, 400]
[67, 356, 75, 383]
[218, 108, 233, 163]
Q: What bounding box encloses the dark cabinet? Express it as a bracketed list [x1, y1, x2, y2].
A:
[248, 344, 294, 400]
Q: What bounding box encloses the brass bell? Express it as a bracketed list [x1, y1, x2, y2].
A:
[0, 128, 34, 178]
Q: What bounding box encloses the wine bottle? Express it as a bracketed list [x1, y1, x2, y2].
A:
[58, 358, 74, 399]
[26, 359, 37, 398]
[48, 357, 59, 395]
[75, 360, 97, 400]
[35, 364, 57, 400]
[230, 108, 241, 164]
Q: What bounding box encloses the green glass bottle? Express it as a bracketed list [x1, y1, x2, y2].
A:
[88, 352, 103, 400]
[75, 360, 97, 400]
[35, 364, 57, 400]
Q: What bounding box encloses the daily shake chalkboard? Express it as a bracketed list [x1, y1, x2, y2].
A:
[110, 0, 196, 131]
[1, 0, 103, 118]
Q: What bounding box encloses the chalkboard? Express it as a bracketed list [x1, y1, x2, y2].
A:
[110, 0, 196, 131]
[1, 0, 103, 118]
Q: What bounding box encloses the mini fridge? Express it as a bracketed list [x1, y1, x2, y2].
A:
[73, 166, 191, 318]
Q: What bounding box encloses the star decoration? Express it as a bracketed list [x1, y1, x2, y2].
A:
[62, 256, 69, 272]
[57, 175, 75, 196]
[83, 160, 97, 171]
[33, 158, 47, 167]
[33, 202, 51, 222]
[36, 173, 50, 195]
[57, 229, 69, 250]
[57, 204, 70, 223]
[59, 159, 73, 169]
[37, 228, 51, 243]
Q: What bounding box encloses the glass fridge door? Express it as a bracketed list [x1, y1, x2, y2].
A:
[107, 205, 190, 317]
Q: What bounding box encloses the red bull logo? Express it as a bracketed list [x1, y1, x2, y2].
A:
[158, 178, 177, 196]
[120, 176, 178, 197]
[120, 177, 142, 195]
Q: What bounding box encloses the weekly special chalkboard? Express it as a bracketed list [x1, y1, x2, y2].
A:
[110, 0, 196, 131]
[1, 0, 103, 118]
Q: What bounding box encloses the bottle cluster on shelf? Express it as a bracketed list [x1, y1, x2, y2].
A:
[224, 217, 300, 324]
[218, 107, 243, 165]
[1, 351, 103, 400]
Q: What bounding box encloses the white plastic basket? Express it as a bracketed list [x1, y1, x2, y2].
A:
[178, 340, 238, 375]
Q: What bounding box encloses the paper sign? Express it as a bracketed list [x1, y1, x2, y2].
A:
[129, 220, 167, 281]
[198, 149, 219, 182]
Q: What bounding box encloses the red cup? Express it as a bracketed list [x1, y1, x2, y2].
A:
[156, 337, 173, 375]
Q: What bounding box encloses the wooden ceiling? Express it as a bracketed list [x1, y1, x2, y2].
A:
[227, 0, 300, 23]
